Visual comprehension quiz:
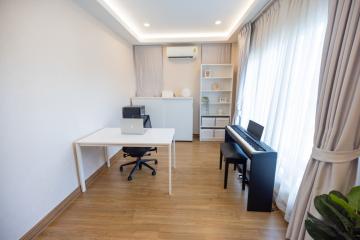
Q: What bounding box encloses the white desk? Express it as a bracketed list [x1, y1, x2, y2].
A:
[74, 128, 176, 195]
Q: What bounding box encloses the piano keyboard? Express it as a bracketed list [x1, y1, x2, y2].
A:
[226, 126, 265, 155]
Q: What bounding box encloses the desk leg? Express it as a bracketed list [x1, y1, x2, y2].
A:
[168, 143, 172, 195]
[104, 146, 110, 168]
[172, 138, 176, 168]
[75, 144, 86, 192]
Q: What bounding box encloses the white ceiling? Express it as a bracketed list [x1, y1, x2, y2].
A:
[76, 0, 270, 44]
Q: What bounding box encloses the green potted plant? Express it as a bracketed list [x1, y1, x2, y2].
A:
[305, 186, 360, 239]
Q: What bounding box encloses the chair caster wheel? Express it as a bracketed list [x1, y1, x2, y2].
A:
[119, 166, 123, 172]
[128, 176, 132, 181]
[155, 160, 158, 165]
[152, 171, 156, 176]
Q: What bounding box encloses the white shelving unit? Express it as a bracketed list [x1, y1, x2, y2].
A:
[200, 64, 233, 141]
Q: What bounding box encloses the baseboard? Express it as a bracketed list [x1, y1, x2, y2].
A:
[20, 185, 82, 240]
[20, 151, 121, 240]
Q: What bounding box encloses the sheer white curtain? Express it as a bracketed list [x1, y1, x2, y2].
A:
[233, 24, 251, 124]
[134, 46, 163, 97]
[238, 0, 328, 220]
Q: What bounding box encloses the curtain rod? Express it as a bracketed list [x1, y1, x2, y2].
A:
[250, 0, 276, 24]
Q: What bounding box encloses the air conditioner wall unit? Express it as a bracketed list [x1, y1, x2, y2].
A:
[166, 46, 198, 59]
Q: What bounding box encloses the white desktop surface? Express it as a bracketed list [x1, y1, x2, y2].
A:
[74, 127, 176, 194]
[77, 128, 175, 146]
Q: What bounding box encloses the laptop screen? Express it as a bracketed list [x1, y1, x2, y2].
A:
[247, 120, 264, 141]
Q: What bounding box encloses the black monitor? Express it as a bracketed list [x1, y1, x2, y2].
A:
[122, 105, 145, 118]
[247, 120, 264, 141]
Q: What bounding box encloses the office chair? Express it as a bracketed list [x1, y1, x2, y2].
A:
[119, 115, 158, 181]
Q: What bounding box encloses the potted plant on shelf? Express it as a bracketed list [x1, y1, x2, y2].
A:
[305, 186, 360, 239]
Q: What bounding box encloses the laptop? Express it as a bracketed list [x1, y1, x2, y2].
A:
[247, 120, 264, 141]
[121, 118, 146, 135]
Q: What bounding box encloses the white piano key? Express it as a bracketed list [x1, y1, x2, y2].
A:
[226, 126, 263, 155]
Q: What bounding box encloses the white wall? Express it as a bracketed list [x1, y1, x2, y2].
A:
[0, 1, 136, 239]
[163, 46, 201, 133]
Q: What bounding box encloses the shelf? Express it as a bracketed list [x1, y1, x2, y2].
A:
[201, 77, 232, 79]
[133, 97, 193, 100]
[201, 90, 232, 92]
[199, 137, 225, 142]
[200, 126, 226, 129]
[201, 114, 230, 117]
[201, 102, 231, 105]
[200, 63, 233, 142]
[201, 64, 232, 66]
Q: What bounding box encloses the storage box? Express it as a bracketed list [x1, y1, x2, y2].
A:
[200, 129, 214, 138]
[214, 129, 225, 139]
[215, 117, 230, 127]
[201, 117, 215, 127]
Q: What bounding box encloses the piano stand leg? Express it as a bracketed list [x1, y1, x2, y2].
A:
[236, 163, 247, 191]
[219, 151, 223, 170]
[242, 161, 247, 190]
[224, 161, 229, 189]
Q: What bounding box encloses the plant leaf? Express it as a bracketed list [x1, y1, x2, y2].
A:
[347, 186, 360, 213]
[307, 212, 354, 240]
[329, 192, 356, 220]
[329, 191, 348, 202]
[305, 213, 341, 240]
[314, 195, 353, 233]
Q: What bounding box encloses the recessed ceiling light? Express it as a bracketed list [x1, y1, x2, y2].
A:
[215, 20, 222, 25]
[143, 22, 150, 27]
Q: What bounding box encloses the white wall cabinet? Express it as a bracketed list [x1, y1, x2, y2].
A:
[132, 97, 193, 141]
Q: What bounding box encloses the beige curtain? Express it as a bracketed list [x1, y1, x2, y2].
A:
[134, 46, 163, 97]
[286, 1, 360, 239]
[232, 24, 251, 124]
[201, 43, 231, 64]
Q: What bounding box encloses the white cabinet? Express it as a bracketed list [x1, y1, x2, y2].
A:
[132, 97, 193, 141]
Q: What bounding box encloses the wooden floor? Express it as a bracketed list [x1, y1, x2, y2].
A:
[38, 140, 287, 240]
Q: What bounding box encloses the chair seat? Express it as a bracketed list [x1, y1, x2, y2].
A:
[220, 142, 248, 161]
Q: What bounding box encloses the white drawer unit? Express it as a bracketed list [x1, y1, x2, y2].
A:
[214, 129, 225, 139]
[201, 117, 216, 127]
[200, 128, 226, 141]
[200, 129, 214, 139]
[200, 116, 229, 141]
[215, 117, 230, 127]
